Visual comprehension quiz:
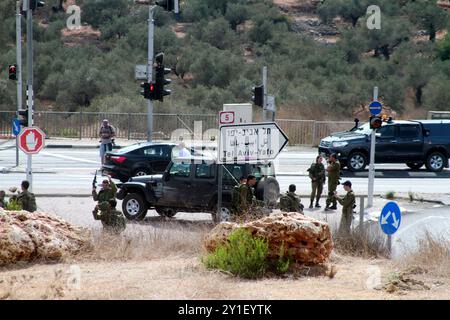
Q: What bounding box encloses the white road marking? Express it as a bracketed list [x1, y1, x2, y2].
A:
[40, 151, 99, 164]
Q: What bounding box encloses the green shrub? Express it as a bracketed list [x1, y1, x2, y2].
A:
[385, 191, 395, 200]
[202, 228, 269, 279]
[5, 199, 21, 211]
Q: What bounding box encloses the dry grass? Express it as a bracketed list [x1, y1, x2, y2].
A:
[397, 231, 450, 278]
[74, 222, 211, 263]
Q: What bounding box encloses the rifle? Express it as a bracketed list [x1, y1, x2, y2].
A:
[93, 170, 97, 189]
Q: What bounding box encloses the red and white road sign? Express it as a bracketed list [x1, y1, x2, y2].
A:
[220, 111, 235, 125]
[18, 127, 46, 154]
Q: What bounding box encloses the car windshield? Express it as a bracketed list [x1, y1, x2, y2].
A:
[351, 122, 372, 135]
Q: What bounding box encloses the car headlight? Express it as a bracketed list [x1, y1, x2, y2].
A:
[332, 141, 348, 148]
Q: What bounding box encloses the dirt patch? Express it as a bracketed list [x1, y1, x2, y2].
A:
[61, 25, 101, 47]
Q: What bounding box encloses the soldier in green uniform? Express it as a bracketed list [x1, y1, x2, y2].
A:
[92, 175, 117, 218]
[93, 199, 126, 234]
[280, 184, 304, 213]
[16, 181, 37, 212]
[334, 180, 356, 238]
[308, 155, 326, 209]
[239, 175, 257, 212]
[0, 190, 7, 209]
[325, 154, 340, 211]
[231, 176, 246, 214]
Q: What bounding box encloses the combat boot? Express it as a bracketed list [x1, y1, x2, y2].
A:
[309, 201, 313, 209]
[315, 202, 321, 208]
[329, 205, 337, 210]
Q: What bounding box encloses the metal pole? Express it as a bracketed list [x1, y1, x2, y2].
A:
[359, 196, 365, 236]
[26, 0, 33, 191]
[262, 67, 268, 122]
[16, 1, 23, 167]
[217, 164, 223, 222]
[367, 87, 378, 208]
[387, 235, 392, 257]
[147, 6, 155, 142]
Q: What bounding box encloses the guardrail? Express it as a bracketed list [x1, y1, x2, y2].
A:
[0, 111, 355, 146]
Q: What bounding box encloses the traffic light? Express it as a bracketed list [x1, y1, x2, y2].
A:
[252, 85, 264, 107]
[156, 0, 174, 11]
[8, 65, 17, 81]
[140, 82, 156, 100]
[30, 0, 45, 11]
[370, 116, 382, 129]
[18, 109, 29, 127]
[154, 52, 171, 102]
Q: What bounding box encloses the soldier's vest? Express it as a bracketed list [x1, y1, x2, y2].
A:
[279, 194, 293, 212]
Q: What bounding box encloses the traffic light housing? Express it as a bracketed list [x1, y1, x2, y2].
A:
[370, 116, 382, 129]
[30, 0, 45, 10]
[8, 65, 17, 81]
[154, 52, 171, 102]
[140, 82, 156, 100]
[18, 109, 29, 127]
[156, 0, 174, 11]
[252, 85, 264, 107]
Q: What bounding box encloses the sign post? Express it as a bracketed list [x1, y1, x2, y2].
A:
[368, 87, 381, 208]
[18, 126, 46, 191]
[216, 122, 289, 221]
[379, 201, 402, 256]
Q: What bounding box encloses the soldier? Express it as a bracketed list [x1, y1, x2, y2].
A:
[92, 175, 117, 204]
[279, 184, 304, 213]
[93, 199, 126, 234]
[99, 119, 116, 165]
[239, 175, 257, 212]
[0, 190, 7, 209]
[325, 153, 341, 211]
[308, 155, 326, 209]
[334, 180, 356, 238]
[231, 176, 247, 214]
[15, 181, 37, 212]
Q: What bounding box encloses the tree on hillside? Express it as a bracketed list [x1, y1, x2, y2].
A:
[318, 0, 371, 27]
[437, 34, 450, 60]
[405, 0, 449, 42]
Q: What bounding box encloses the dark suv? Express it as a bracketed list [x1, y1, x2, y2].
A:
[116, 157, 279, 222]
[319, 120, 450, 172]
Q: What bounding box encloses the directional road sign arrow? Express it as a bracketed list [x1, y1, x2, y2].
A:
[379, 202, 402, 235]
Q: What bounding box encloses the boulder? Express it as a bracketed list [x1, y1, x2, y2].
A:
[0, 209, 92, 266]
[204, 212, 333, 265]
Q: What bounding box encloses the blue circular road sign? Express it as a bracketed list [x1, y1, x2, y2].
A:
[379, 202, 402, 235]
[369, 100, 383, 116]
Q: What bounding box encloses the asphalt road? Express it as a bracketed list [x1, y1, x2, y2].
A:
[1, 146, 450, 195]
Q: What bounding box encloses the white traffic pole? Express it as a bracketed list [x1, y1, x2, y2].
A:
[16, 1, 23, 167]
[26, 0, 33, 191]
[262, 66, 267, 121]
[367, 86, 378, 208]
[147, 6, 155, 142]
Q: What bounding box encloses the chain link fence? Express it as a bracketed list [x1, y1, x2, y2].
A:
[0, 111, 354, 146]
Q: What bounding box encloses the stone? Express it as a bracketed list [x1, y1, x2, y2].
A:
[0, 209, 92, 266]
[204, 212, 333, 265]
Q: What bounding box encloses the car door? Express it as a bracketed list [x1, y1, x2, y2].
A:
[159, 161, 193, 208]
[396, 124, 423, 161]
[190, 163, 217, 209]
[375, 125, 397, 162]
[143, 145, 172, 173]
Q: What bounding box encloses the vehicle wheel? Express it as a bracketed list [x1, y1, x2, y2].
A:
[133, 168, 151, 177]
[122, 193, 148, 220]
[425, 152, 445, 172]
[155, 207, 177, 218]
[406, 162, 424, 170]
[212, 207, 231, 223]
[347, 152, 368, 172]
[255, 177, 280, 207]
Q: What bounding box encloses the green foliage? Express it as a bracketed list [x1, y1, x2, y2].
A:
[385, 191, 395, 200]
[437, 34, 450, 61]
[5, 199, 21, 211]
[202, 228, 269, 279]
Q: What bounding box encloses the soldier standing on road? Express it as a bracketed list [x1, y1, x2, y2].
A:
[92, 175, 117, 216]
[0, 190, 7, 209]
[93, 199, 126, 234]
[239, 175, 257, 213]
[231, 176, 247, 214]
[12, 181, 37, 212]
[99, 119, 116, 165]
[325, 153, 340, 211]
[334, 180, 356, 238]
[308, 155, 326, 209]
[280, 184, 304, 213]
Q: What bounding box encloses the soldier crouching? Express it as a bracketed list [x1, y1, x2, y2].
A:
[93, 199, 126, 234]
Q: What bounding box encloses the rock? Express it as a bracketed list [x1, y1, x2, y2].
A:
[204, 212, 333, 265]
[0, 209, 92, 266]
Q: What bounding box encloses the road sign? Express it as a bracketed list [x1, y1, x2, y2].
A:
[369, 100, 382, 116]
[219, 122, 289, 163]
[18, 127, 45, 154]
[379, 201, 402, 235]
[135, 65, 147, 80]
[265, 95, 276, 112]
[219, 111, 235, 125]
[12, 119, 21, 136]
